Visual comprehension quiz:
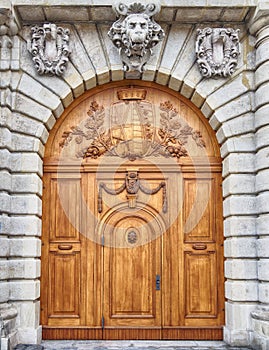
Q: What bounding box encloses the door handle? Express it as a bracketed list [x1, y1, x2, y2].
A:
[58, 244, 73, 250]
[156, 274, 161, 291]
[192, 244, 207, 250]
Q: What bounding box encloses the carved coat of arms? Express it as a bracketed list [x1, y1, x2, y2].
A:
[28, 23, 71, 76]
[196, 27, 240, 78]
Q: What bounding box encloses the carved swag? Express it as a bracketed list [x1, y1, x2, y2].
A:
[98, 170, 167, 213]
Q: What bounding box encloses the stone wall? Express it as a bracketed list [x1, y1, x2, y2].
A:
[0, 0, 268, 349]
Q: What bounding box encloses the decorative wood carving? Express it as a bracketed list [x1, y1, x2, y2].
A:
[28, 23, 71, 76]
[127, 230, 138, 244]
[59, 95, 206, 161]
[117, 88, 147, 100]
[196, 27, 240, 78]
[98, 170, 167, 213]
[158, 101, 206, 157]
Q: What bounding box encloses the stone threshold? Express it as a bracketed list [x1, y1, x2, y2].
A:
[15, 341, 252, 350]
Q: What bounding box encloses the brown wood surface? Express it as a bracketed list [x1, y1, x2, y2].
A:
[41, 82, 224, 340]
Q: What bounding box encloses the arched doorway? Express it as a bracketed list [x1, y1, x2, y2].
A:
[41, 81, 224, 340]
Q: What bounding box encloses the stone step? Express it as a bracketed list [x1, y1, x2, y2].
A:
[14, 341, 252, 350]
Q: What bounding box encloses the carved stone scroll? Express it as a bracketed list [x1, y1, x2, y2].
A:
[196, 27, 240, 78]
[108, 1, 164, 73]
[28, 23, 71, 76]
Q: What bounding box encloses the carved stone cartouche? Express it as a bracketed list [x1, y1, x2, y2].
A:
[196, 27, 240, 78]
[108, 1, 164, 73]
[28, 23, 71, 76]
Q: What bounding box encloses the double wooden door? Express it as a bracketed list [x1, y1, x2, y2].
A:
[41, 162, 224, 340]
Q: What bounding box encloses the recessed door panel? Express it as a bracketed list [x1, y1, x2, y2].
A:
[103, 212, 161, 327]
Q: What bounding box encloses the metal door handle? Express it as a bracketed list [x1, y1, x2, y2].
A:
[156, 274, 161, 291]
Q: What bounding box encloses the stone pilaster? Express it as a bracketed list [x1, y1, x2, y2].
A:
[0, 1, 22, 349]
[249, 3, 269, 349]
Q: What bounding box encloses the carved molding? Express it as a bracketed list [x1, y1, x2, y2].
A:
[196, 27, 240, 78]
[28, 23, 71, 76]
[0, 7, 19, 48]
[60, 97, 206, 161]
[108, 1, 164, 73]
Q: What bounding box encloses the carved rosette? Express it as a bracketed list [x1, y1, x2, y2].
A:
[196, 27, 240, 78]
[28, 23, 71, 76]
[59, 93, 206, 162]
[108, 1, 164, 73]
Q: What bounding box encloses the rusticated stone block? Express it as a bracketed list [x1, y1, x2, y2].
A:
[14, 345, 43, 350]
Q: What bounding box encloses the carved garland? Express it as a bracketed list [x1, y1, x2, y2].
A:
[60, 100, 206, 160]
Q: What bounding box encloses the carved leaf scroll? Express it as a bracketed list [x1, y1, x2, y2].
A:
[158, 101, 206, 158]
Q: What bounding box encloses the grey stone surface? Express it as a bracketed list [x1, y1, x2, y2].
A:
[1, 1, 269, 349]
[39, 340, 252, 349]
[15, 345, 44, 350]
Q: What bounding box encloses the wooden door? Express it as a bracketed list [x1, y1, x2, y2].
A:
[97, 168, 166, 339]
[41, 82, 224, 340]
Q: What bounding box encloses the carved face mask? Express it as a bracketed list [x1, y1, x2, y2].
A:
[125, 14, 149, 46]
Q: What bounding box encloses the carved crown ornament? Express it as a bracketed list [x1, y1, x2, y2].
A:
[28, 23, 71, 76]
[59, 89, 206, 162]
[196, 27, 240, 78]
[108, 1, 164, 74]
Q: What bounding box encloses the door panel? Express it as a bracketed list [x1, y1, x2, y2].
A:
[103, 216, 161, 327]
[181, 173, 224, 327]
[48, 251, 80, 319]
[183, 177, 215, 242]
[41, 175, 86, 327]
[50, 177, 81, 240]
[184, 251, 217, 318]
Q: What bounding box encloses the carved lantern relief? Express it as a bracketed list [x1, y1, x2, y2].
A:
[108, 1, 164, 74]
[28, 23, 71, 76]
[196, 27, 240, 78]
